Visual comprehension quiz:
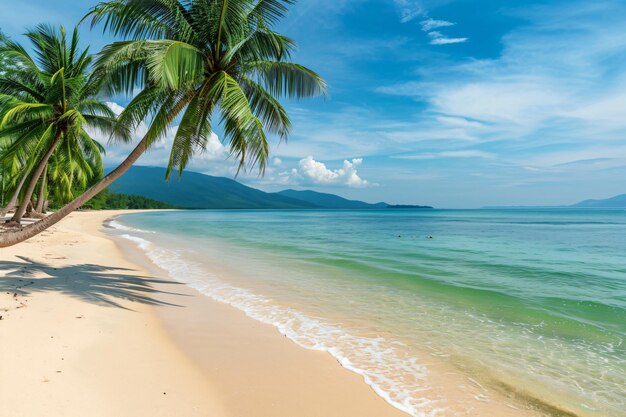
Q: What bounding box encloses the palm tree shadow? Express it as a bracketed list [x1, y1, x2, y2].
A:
[0, 255, 188, 310]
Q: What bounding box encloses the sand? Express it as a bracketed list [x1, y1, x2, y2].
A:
[1, 211, 566, 417]
[0, 211, 407, 417]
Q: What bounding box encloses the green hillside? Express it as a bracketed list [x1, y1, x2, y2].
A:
[109, 166, 317, 209]
[275, 189, 388, 209]
[81, 189, 175, 210]
[107, 166, 432, 210]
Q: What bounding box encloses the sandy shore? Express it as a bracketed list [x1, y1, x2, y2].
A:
[0, 211, 406, 417]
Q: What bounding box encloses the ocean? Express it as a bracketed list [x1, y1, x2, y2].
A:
[109, 209, 626, 417]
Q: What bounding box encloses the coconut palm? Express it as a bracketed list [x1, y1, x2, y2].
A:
[0, 0, 326, 247]
[45, 130, 106, 208]
[0, 24, 126, 226]
[26, 127, 106, 215]
[0, 147, 30, 217]
[0, 30, 15, 75]
[0, 30, 19, 212]
[0, 171, 28, 217]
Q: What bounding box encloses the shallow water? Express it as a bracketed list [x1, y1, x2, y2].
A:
[112, 209, 626, 417]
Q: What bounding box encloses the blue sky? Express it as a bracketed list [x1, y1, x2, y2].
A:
[2, 0, 626, 207]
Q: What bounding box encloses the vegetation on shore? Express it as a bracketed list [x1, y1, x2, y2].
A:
[80, 189, 175, 210]
[0, 25, 124, 223]
[0, 0, 326, 247]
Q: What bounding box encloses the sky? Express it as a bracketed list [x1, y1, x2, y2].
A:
[2, 0, 626, 208]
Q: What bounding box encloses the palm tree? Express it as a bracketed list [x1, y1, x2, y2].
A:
[45, 129, 106, 209]
[0, 30, 15, 75]
[0, 0, 326, 247]
[0, 150, 30, 217]
[0, 30, 19, 213]
[0, 25, 126, 226]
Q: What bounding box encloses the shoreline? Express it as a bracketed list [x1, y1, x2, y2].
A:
[107, 212, 411, 417]
[0, 210, 594, 417]
[109, 211, 578, 417]
[0, 211, 407, 417]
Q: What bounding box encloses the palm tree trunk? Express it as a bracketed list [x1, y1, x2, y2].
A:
[35, 164, 48, 213]
[0, 134, 148, 247]
[1, 165, 5, 206]
[24, 199, 34, 218]
[0, 170, 30, 218]
[8, 131, 63, 225]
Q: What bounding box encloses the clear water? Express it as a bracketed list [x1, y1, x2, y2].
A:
[112, 209, 626, 417]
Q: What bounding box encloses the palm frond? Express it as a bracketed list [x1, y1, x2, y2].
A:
[166, 84, 214, 178]
[248, 61, 328, 99]
[144, 40, 204, 89]
[209, 71, 269, 172]
[242, 76, 290, 140]
[247, 0, 295, 27]
[1, 102, 54, 127]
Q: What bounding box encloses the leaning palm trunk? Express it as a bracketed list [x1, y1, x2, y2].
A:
[0, 135, 147, 247]
[0, 170, 30, 217]
[35, 164, 47, 213]
[8, 131, 62, 224]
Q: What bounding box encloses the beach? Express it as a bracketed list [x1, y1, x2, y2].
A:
[0, 211, 407, 417]
[0, 0, 623, 415]
[2, 210, 622, 417]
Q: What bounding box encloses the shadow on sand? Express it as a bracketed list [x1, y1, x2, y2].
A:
[0, 255, 188, 309]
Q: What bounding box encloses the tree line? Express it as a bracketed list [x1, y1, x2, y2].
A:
[82, 189, 174, 210]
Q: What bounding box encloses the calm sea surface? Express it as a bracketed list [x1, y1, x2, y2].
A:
[112, 209, 626, 417]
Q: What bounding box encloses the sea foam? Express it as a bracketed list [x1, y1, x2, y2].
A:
[107, 220, 155, 234]
[109, 221, 445, 417]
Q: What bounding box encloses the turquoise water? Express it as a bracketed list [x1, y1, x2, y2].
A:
[113, 209, 626, 417]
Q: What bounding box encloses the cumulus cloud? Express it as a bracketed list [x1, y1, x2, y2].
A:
[294, 156, 371, 187]
[97, 103, 372, 189]
[94, 102, 232, 175]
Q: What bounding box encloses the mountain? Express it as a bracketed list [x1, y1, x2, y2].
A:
[109, 166, 316, 209]
[109, 166, 424, 209]
[485, 193, 626, 209]
[571, 194, 626, 208]
[275, 189, 388, 209]
[108, 166, 432, 210]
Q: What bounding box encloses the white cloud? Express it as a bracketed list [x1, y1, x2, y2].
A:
[394, 0, 424, 23]
[105, 101, 125, 116]
[394, 150, 495, 160]
[295, 156, 370, 187]
[405, 11, 466, 45]
[440, 150, 495, 159]
[95, 102, 232, 175]
[520, 146, 626, 171]
[428, 31, 468, 45]
[435, 116, 485, 129]
[376, 0, 626, 173]
[420, 18, 454, 31]
[431, 80, 566, 125]
[99, 104, 374, 189]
